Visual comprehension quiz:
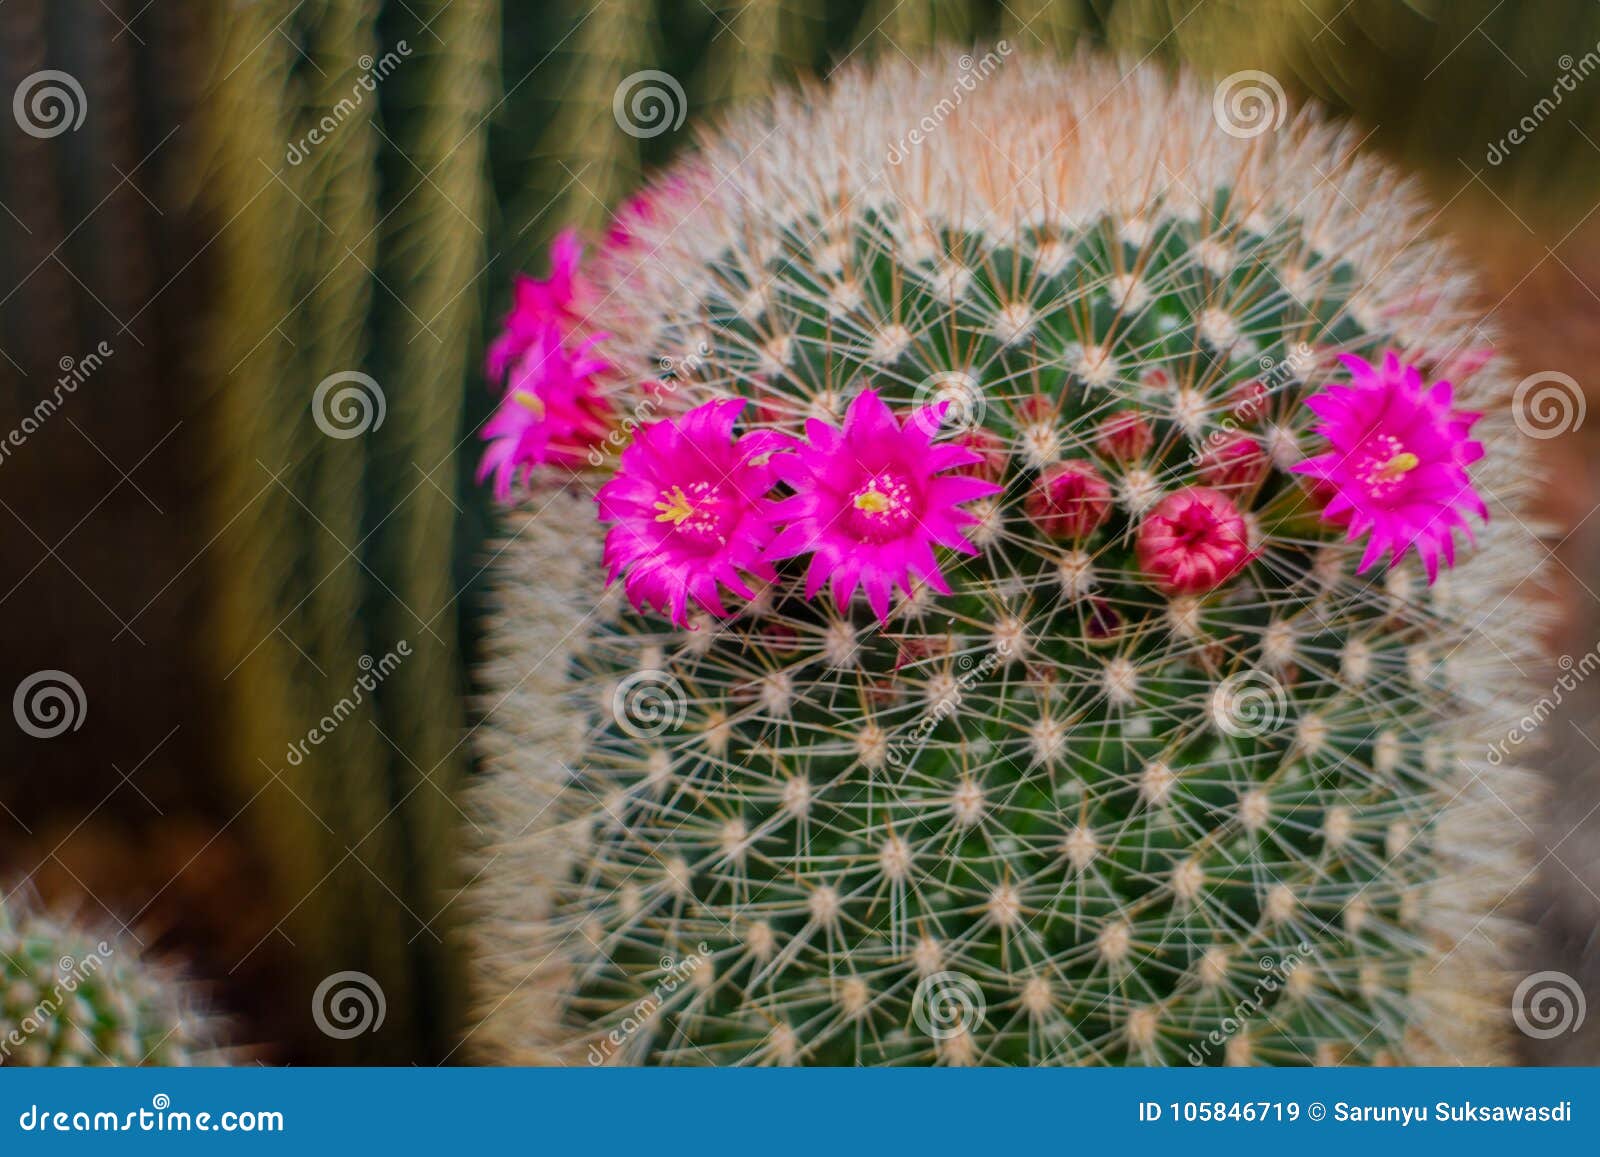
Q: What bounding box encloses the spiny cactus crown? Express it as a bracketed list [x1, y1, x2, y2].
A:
[0, 900, 216, 1066]
[468, 56, 1542, 1067]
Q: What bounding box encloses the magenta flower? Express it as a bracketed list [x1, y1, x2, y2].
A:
[486, 230, 590, 384]
[597, 398, 790, 626]
[477, 325, 613, 500]
[1136, 487, 1253, 594]
[1291, 352, 1487, 581]
[766, 389, 1002, 622]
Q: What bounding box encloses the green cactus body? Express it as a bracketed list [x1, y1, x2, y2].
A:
[468, 56, 1543, 1065]
[0, 903, 215, 1066]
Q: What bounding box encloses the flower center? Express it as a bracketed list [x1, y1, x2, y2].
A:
[1356, 435, 1420, 496]
[653, 481, 735, 548]
[848, 471, 917, 541]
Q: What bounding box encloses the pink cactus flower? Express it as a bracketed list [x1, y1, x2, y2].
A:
[1136, 486, 1253, 594]
[1197, 432, 1270, 491]
[766, 388, 1002, 622]
[597, 398, 790, 626]
[1291, 352, 1487, 581]
[477, 326, 613, 500]
[1095, 410, 1154, 462]
[486, 229, 591, 384]
[1025, 460, 1113, 539]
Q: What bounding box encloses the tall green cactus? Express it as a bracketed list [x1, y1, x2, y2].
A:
[465, 54, 1542, 1065]
[201, 0, 494, 1060]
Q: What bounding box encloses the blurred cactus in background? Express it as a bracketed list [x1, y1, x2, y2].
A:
[0, 897, 220, 1066]
[466, 56, 1545, 1065]
[200, 0, 495, 1061]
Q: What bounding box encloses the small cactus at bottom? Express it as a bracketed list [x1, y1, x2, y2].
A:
[0, 899, 218, 1066]
[466, 55, 1544, 1065]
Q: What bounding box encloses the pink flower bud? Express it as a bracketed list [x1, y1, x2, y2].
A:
[1197, 432, 1270, 490]
[1226, 379, 1270, 425]
[1135, 486, 1252, 594]
[1094, 410, 1154, 462]
[953, 427, 1009, 482]
[1025, 460, 1112, 539]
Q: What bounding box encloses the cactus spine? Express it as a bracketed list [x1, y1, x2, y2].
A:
[467, 55, 1543, 1065]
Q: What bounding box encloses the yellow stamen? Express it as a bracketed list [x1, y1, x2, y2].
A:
[653, 485, 696, 526]
[1375, 451, 1419, 482]
[853, 487, 892, 514]
[514, 391, 545, 418]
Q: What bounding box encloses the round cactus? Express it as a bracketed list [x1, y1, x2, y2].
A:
[467, 54, 1543, 1065]
[0, 899, 218, 1066]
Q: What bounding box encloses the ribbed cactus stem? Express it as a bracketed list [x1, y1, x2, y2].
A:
[467, 55, 1543, 1066]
